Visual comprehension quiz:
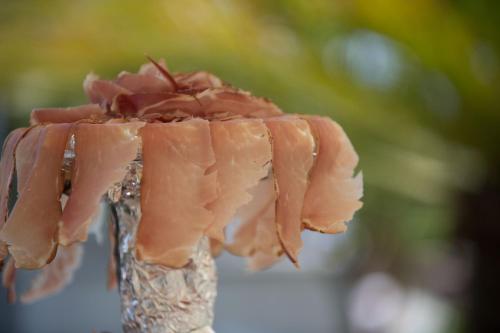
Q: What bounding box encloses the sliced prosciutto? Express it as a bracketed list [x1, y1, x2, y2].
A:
[206, 119, 272, 242]
[264, 116, 315, 265]
[20, 243, 83, 303]
[30, 104, 105, 125]
[0, 128, 29, 262]
[84, 73, 131, 106]
[226, 176, 276, 256]
[59, 121, 144, 245]
[301, 116, 363, 233]
[115, 71, 174, 93]
[226, 176, 283, 271]
[136, 120, 217, 268]
[0, 124, 71, 269]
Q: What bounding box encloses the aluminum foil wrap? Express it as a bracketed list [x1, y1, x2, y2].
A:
[108, 159, 217, 333]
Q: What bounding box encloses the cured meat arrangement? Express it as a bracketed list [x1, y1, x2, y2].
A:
[0, 59, 363, 308]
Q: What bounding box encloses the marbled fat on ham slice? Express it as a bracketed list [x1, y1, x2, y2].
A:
[302, 117, 363, 233]
[59, 122, 144, 245]
[30, 104, 105, 125]
[137, 120, 217, 268]
[206, 119, 272, 242]
[264, 117, 315, 265]
[0, 124, 71, 269]
[20, 243, 83, 303]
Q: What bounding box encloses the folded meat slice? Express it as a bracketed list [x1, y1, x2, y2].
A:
[226, 176, 276, 256]
[84, 73, 131, 106]
[0, 124, 71, 269]
[206, 119, 272, 242]
[0, 128, 29, 227]
[0, 128, 30, 263]
[226, 175, 283, 271]
[20, 243, 83, 303]
[198, 88, 283, 119]
[115, 72, 174, 93]
[59, 121, 144, 245]
[301, 117, 363, 233]
[264, 116, 315, 265]
[174, 71, 224, 90]
[137, 120, 217, 268]
[30, 104, 105, 125]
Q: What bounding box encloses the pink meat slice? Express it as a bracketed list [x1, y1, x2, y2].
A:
[20, 243, 83, 303]
[59, 121, 144, 245]
[226, 176, 276, 256]
[206, 119, 272, 242]
[115, 72, 174, 93]
[84, 73, 131, 105]
[174, 71, 224, 90]
[138, 88, 283, 120]
[264, 116, 315, 265]
[248, 251, 282, 272]
[0, 128, 29, 226]
[2, 257, 16, 303]
[0, 128, 30, 262]
[15, 127, 45, 193]
[301, 116, 363, 233]
[30, 104, 105, 125]
[226, 175, 283, 271]
[0, 124, 71, 269]
[136, 120, 217, 268]
[198, 88, 283, 119]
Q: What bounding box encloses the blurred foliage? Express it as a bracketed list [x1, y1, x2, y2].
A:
[0, 0, 498, 285]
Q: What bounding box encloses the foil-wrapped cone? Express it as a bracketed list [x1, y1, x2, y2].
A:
[109, 159, 217, 333]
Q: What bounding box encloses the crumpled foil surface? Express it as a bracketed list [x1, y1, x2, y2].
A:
[108, 158, 217, 333]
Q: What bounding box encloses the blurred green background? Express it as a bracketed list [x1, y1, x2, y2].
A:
[0, 1, 499, 332]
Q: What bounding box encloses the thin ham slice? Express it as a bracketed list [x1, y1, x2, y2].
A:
[115, 72, 174, 93]
[264, 116, 315, 265]
[59, 121, 144, 245]
[205, 119, 272, 242]
[301, 117, 363, 233]
[30, 104, 105, 125]
[84, 73, 131, 106]
[174, 71, 224, 90]
[20, 243, 83, 303]
[2, 257, 16, 303]
[226, 175, 283, 271]
[0, 124, 71, 269]
[136, 120, 217, 268]
[226, 176, 276, 256]
[0, 128, 30, 262]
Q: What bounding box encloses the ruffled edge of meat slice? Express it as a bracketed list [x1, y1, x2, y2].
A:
[84, 73, 131, 106]
[20, 243, 83, 304]
[301, 116, 363, 233]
